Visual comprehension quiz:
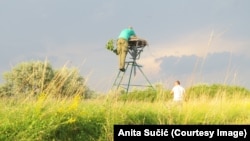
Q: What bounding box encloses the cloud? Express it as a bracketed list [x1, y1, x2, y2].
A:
[138, 27, 250, 77]
[148, 52, 250, 89]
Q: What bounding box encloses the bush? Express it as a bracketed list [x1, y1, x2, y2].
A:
[1, 61, 54, 96]
[0, 60, 93, 98]
[118, 84, 172, 102]
[186, 84, 250, 99]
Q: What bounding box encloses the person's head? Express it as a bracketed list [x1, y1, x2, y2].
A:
[128, 26, 133, 30]
[175, 80, 180, 85]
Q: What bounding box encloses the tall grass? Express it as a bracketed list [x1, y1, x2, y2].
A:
[0, 85, 249, 141]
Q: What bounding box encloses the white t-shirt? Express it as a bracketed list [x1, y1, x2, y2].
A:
[172, 85, 185, 101]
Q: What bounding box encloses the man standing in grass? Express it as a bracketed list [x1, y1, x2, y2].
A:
[170, 80, 185, 104]
[116, 26, 136, 72]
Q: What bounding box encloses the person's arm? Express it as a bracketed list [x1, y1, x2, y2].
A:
[170, 87, 174, 94]
[131, 30, 136, 37]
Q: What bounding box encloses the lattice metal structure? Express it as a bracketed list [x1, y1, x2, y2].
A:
[112, 38, 154, 93]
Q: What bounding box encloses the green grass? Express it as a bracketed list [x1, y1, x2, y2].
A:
[0, 85, 249, 141]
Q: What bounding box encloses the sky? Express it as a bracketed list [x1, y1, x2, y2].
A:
[0, 0, 250, 93]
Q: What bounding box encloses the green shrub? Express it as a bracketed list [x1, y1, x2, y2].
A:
[186, 84, 250, 99]
[118, 84, 172, 102]
[0, 60, 94, 98]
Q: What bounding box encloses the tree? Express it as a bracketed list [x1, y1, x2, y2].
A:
[44, 66, 89, 97]
[1, 61, 54, 96]
[0, 60, 93, 98]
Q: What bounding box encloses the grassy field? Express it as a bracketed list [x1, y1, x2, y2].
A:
[0, 84, 250, 141]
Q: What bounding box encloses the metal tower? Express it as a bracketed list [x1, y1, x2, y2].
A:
[112, 38, 154, 93]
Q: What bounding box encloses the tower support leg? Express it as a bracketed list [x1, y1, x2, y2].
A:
[112, 61, 154, 94]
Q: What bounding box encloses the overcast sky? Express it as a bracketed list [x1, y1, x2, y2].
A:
[0, 0, 249, 93]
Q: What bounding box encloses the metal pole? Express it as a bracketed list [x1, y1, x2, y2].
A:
[126, 61, 135, 94]
[136, 62, 154, 89]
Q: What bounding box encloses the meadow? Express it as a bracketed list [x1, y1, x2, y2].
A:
[0, 84, 249, 141]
